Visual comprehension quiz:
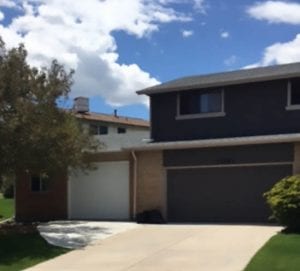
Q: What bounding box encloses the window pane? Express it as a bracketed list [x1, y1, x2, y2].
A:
[31, 176, 40, 192]
[180, 92, 201, 114]
[291, 79, 300, 105]
[200, 92, 222, 113]
[118, 127, 126, 134]
[99, 126, 108, 135]
[40, 177, 50, 191]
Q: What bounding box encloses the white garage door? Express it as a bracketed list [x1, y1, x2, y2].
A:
[69, 161, 129, 220]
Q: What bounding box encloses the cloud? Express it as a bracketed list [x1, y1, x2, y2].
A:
[224, 55, 237, 66]
[220, 31, 229, 39]
[245, 34, 300, 67]
[0, 11, 4, 21]
[247, 1, 300, 25]
[0, 0, 17, 8]
[0, 0, 199, 107]
[181, 29, 194, 38]
[193, 0, 207, 13]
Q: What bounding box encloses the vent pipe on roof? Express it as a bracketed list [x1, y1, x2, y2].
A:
[73, 97, 89, 113]
[114, 109, 118, 117]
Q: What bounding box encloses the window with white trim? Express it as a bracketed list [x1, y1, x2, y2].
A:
[178, 89, 225, 119]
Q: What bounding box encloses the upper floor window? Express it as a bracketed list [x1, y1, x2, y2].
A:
[177, 89, 225, 119]
[287, 79, 300, 110]
[117, 127, 126, 134]
[31, 174, 49, 192]
[90, 124, 108, 135]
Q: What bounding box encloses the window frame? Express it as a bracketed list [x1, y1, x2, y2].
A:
[176, 89, 226, 120]
[286, 80, 300, 110]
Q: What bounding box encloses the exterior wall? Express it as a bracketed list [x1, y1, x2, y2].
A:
[15, 172, 68, 222]
[82, 122, 149, 151]
[164, 143, 294, 167]
[136, 151, 166, 218]
[151, 79, 300, 142]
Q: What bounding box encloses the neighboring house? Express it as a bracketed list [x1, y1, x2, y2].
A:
[15, 97, 150, 221]
[129, 62, 300, 223]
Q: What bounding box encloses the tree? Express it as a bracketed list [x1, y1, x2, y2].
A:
[0, 38, 98, 176]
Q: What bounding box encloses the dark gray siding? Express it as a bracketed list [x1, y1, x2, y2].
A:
[151, 79, 300, 142]
[167, 165, 292, 223]
[164, 144, 294, 167]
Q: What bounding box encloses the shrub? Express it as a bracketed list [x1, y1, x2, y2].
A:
[264, 175, 300, 231]
[1, 177, 14, 198]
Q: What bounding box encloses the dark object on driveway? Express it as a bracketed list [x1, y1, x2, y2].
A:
[136, 209, 165, 224]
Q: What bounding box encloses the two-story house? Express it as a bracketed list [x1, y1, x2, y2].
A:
[15, 97, 150, 222]
[130, 62, 300, 223]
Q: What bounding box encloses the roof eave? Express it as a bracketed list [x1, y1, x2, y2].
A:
[137, 70, 300, 96]
[125, 133, 300, 151]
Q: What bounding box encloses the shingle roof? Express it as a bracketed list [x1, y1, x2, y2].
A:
[74, 112, 149, 128]
[137, 62, 300, 95]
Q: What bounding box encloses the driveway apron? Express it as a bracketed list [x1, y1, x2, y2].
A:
[26, 224, 281, 271]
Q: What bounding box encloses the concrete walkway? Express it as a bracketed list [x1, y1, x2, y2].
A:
[27, 224, 281, 271]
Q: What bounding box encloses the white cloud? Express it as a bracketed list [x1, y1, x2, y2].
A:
[245, 34, 300, 67]
[181, 29, 194, 38]
[220, 31, 229, 39]
[247, 1, 300, 25]
[193, 0, 207, 13]
[0, 0, 17, 8]
[0, 0, 200, 107]
[224, 55, 237, 66]
[0, 11, 4, 21]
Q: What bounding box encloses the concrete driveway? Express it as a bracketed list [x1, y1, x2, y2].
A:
[26, 224, 281, 271]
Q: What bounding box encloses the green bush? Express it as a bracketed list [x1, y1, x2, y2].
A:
[1, 177, 14, 198]
[264, 175, 300, 231]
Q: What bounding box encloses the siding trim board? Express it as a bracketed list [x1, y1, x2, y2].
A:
[166, 161, 293, 170]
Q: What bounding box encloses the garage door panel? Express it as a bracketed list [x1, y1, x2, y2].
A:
[69, 161, 129, 220]
[167, 165, 292, 223]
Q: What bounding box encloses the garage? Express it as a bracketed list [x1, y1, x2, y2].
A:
[167, 164, 292, 222]
[69, 161, 130, 220]
[164, 143, 294, 223]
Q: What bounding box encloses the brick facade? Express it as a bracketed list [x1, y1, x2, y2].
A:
[15, 172, 68, 222]
[136, 151, 166, 218]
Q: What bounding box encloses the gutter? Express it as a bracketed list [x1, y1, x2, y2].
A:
[125, 133, 300, 152]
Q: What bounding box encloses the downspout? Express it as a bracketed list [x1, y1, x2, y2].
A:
[131, 150, 138, 219]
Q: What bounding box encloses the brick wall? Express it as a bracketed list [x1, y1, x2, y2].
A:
[15, 172, 68, 222]
[294, 143, 300, 174]
[136, 151, 166, 218]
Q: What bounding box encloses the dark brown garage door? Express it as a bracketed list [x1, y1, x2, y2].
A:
[167, 165, 292, 223]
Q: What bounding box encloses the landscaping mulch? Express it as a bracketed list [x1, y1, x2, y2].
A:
[0, 220, 38, 235]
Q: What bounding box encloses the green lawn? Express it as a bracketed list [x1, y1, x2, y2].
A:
[244, 233, 300, 271]
[0, 193, 14, 221]
[0, 232, 70, 271]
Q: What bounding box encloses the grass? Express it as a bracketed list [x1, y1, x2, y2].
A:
[0, 232, 70, 271]
[0, 193, 14, 221]
[244, 233, 300, 271]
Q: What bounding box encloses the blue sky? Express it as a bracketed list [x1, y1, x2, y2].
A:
[0, 0, 300, 120]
